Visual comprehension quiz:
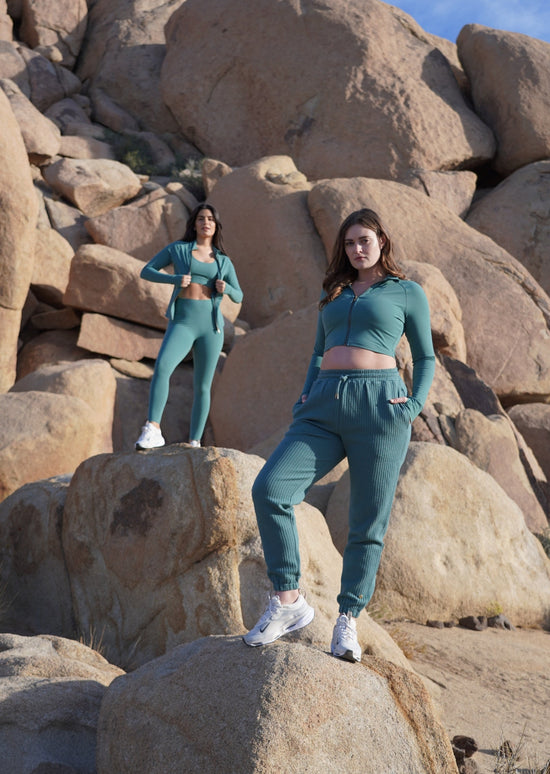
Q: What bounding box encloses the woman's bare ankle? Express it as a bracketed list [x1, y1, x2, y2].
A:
[276, 590, 300, 605]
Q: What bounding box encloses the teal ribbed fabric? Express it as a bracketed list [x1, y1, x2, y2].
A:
[252, 368, 412, 617]
[148, 297, 223, 439]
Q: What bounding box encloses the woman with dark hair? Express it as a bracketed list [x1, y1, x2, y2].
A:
[135, 203, 242, 450]
[244, 208, 435, 661]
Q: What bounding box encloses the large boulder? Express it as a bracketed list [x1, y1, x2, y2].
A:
[62, 446, 408, 669]
[466, 160, 550, 298]
[77, 312, 163, 361]
[0, 391, 102, 501]
[42, 157, 142, 218]
[0, 476, 74, 636]
[63, 243, 171, 330]
[508, 403, 550, 487]
[19, 0, 88, 68]
[16, 329, 92, 380]
[31, 226, 74, 305]
[308, 177, 550, 404]
[210, 304, 318, 450]
[0, 633, 123, 774]
[451, 409, 548, 533]
[85, 188, 189, 262]
[457, 25, 550, 175]
[11, 358, 117, 453]
[0, 77, 61, 162]
[326, 443, 550, 626]
[162, 0, 494, 180]
[97, 638, 458, 774]
[76, 0, 179, 133]
[207, 156, 327, 327]
[0, 41, 81, 111]
[0, 88, 38, 392]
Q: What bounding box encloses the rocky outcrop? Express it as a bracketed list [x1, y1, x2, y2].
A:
[76, 0, 180, 133]
[0, 633, 123, 774]
[0, 390, 105, 500]
[508, 403, 550, 487]
[10, 358, 117, 453]
[61, 446, 407, 669]
[457, 25, 550, 175]
[162, 0, 494, 180]
[84, 188, 189, 261]
[19, 0, 88, 68]
[0, 476, 73, 636]
[466, 160, 550, 297]
[42, 157, 142, 217]
[325, 443, 550, 625]
[207, 156, 327, 327]
[0, 88, 38, 392]
[63, 243, 171, 330]
[97, 638, 458, 774]
[0, 77, 61, 162]
[451, 409, 547, 533]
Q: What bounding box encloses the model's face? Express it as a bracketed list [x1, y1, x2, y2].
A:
[195, 208, 217, 239]
[344, 224, 384, 272]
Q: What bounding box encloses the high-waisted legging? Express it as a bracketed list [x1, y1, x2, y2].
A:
[252, 368, 412, 617]
[148, 298, 223, 440]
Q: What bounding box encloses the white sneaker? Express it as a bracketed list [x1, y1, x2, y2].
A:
[135, 421, 165, 450]
[331, 613, 362, 662]
[243, 593, 314, 647]
[188, 440, 201, 447]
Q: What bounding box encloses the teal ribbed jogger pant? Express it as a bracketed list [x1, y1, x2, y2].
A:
[252, 368, 412, 617]
[148, 298, 223, 440]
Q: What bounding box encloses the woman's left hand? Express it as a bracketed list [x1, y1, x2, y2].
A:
[389, 396, 408, 403]
[215, 279, 226, 294]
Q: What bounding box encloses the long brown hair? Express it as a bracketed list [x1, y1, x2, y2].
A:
[320, 208, 405, 308]
[181, 202, 227, 253]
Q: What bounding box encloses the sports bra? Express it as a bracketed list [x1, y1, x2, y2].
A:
[189, 254, 218, 288]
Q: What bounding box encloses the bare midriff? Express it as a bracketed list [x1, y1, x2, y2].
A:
[320, 346, 396, 371]
[178, 282, 212, 300]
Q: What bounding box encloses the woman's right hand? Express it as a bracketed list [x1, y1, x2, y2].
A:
[180, 274, 192, 288]
[300, 394, 308, 403]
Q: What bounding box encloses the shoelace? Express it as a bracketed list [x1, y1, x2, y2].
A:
[257, 595, 282, 626]
[335, 614, 353, 639]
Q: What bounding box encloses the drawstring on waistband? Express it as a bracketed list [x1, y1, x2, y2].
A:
[335, 374, 349, 400]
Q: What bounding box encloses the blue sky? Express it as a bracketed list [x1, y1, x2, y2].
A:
[387, 0, 550, 44]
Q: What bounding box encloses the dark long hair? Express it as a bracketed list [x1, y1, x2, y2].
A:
[181, 202, 226, 253]
[320, 208, 405, 308]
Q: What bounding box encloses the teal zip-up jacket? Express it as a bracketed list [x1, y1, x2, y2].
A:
[140, 240, 243, 333]
[302, 277, 435, 420]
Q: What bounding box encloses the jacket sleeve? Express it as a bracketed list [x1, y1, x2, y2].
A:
[300, 305, 325, 398]
[140, 244, 184, 285]
[220, 258, 243, 303]
[403, 282, 436, 420]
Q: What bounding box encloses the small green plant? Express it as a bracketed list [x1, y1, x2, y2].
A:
[169, 156, 205, 199]
[485, 600, 504, 618]
[535, 527, 550, 559]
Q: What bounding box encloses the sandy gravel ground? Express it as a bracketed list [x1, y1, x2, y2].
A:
[382, 622, 550, 773]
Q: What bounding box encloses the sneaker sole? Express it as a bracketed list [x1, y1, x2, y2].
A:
[135, 443, 165, 451]
[243, 607, 315, 647]
[331, 648, 361, 663]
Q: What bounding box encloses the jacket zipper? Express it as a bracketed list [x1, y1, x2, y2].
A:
[344, 293, 358, 346]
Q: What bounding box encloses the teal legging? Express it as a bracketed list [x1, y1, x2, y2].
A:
[148, 298, 223, 440]
[252, 368, 412, 617]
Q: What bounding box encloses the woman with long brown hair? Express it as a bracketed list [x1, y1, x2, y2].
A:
[135, 203, 242, 450]
[244, 208, 435, 661]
